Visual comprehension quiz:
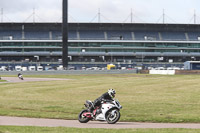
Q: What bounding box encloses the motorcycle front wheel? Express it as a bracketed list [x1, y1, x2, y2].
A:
[78, 109, 90, 123]
[106, 109, 120, 124]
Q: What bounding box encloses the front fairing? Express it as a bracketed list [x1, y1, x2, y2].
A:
[113, 99, 122, 109]
[95, 99, 122, 121]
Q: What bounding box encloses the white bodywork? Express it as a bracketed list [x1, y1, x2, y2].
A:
[95, 100, 122, 121]
[18, 75, 23, 79]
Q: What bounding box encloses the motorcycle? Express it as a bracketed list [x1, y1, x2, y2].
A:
[78, 99, 122, 124]
[18, 75, 23, 80]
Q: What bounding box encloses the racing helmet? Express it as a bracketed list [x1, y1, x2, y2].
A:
[108, 89, 116, 98]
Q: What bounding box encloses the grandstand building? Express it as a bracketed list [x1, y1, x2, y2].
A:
[0, 22, 200, 68]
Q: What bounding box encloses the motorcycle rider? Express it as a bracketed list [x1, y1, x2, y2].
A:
[89, 89, 116, 114]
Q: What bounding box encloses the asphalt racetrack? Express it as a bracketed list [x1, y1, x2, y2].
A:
[0, 116, 200, 129]
[1, 77, 69, 83]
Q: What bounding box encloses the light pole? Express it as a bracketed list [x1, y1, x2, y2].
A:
[62, 0, 68, 69]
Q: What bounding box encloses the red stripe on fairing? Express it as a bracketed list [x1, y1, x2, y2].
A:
[83, 112, 92, 118]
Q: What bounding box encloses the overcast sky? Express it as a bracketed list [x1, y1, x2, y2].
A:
[0, 0, 200, 24]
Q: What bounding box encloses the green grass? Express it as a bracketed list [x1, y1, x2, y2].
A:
[0, 74, 200, 123]
[0, 126, 200, 133]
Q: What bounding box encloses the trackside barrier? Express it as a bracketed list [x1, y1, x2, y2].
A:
[175, 70, 200, 75]
[0, 69, 138, 75]
[149, 70, 175, 75]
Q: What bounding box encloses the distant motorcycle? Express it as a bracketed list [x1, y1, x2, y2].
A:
[78, 99, 122, 124]
[18, 74, 23, 80]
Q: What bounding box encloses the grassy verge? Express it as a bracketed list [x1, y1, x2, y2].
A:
[0, 126, 200, 133]
[0, 74, 200, 123]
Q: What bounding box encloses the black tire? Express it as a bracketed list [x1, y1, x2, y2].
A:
[78, 109, 90, 123]
[106, 109, 120, 124]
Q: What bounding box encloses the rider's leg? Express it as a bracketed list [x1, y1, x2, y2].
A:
[91, 100, 101, 114]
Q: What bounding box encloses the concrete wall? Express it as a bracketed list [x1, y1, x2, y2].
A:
[149, 70, 175, 75]
[141, 70, 200, 75]
[0, 69, 138, 75]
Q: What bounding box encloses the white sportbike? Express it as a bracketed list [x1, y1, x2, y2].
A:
[78, 99, 122, 124]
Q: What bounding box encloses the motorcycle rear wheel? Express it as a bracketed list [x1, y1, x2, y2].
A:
[78, 109, 90, 123]
[106, 109, 120, 124]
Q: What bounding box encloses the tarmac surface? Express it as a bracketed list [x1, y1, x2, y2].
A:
[0, 77, 69, 83]
[1, 116, 200, 129]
